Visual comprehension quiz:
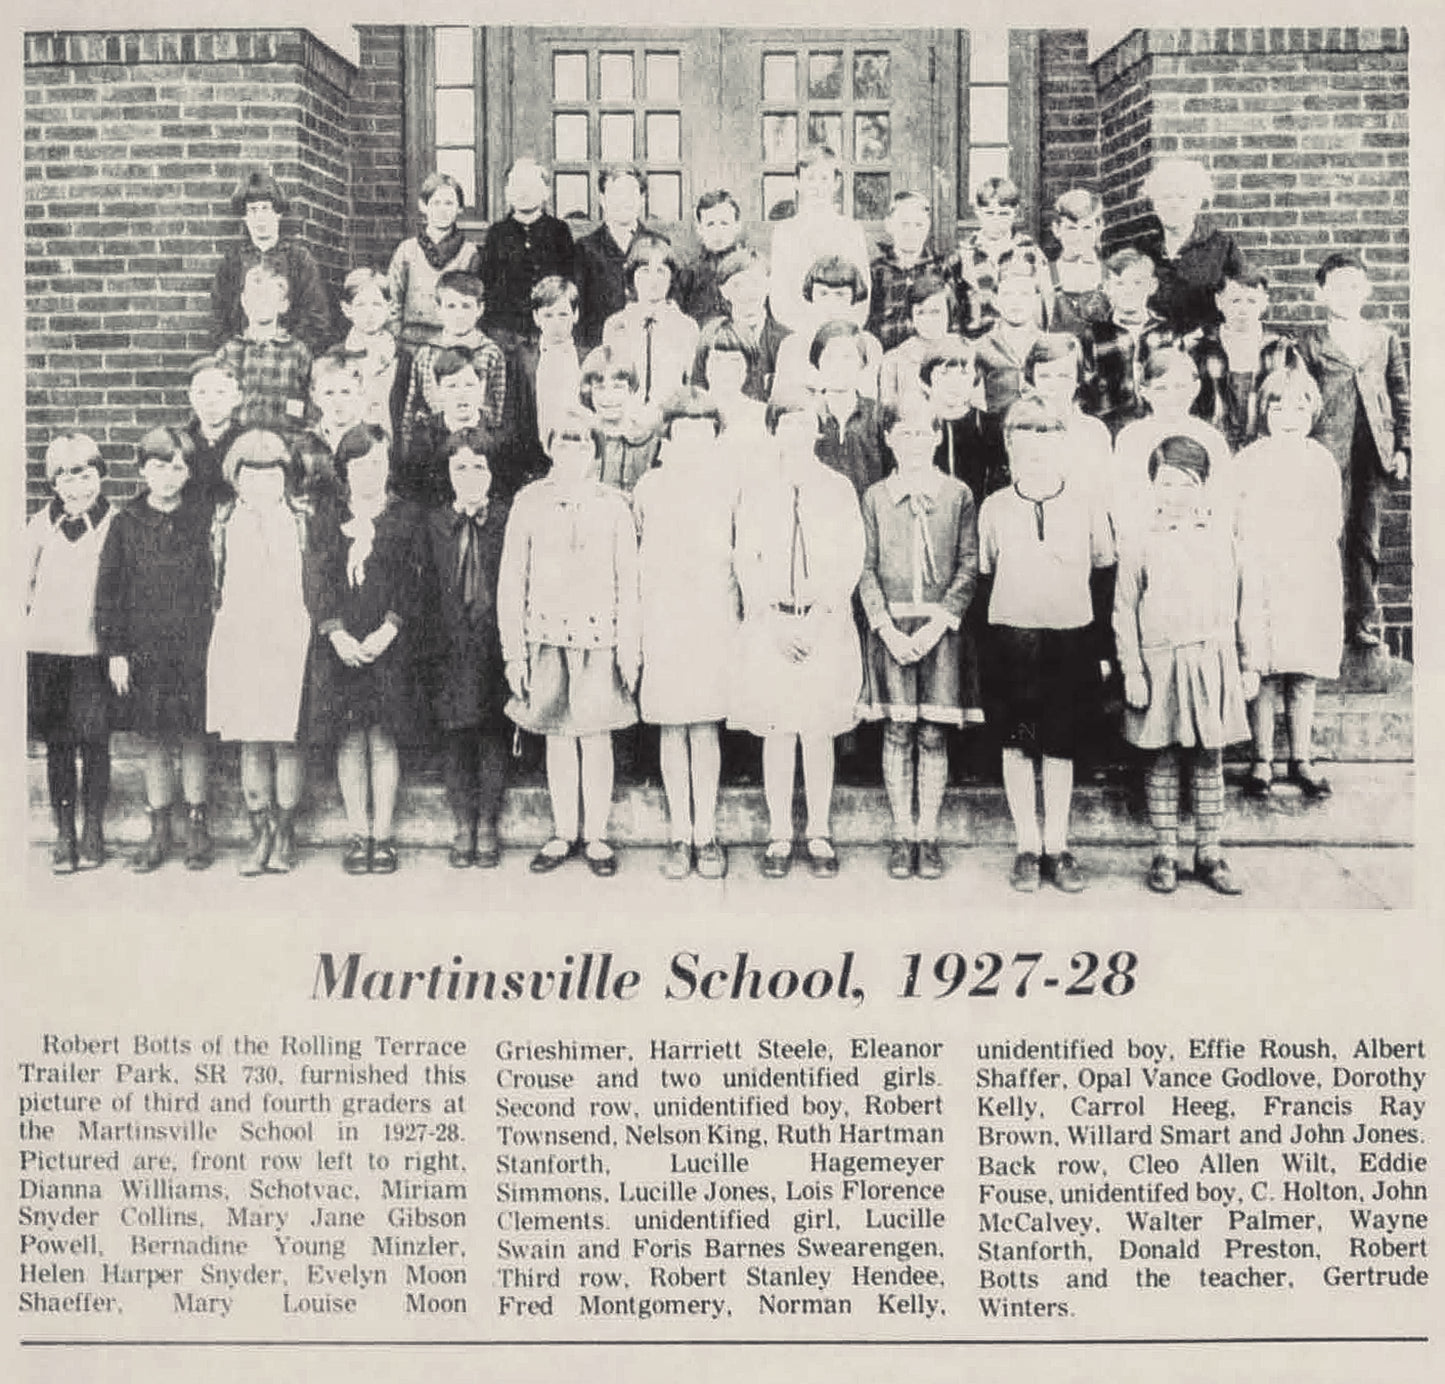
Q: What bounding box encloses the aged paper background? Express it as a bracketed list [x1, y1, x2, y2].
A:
[4, 0, 1443, 1381]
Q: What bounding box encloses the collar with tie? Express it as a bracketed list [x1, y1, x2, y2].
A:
[888, 474, 941, 599]
[452, 501, 490, 609]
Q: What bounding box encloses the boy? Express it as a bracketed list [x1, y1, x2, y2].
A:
[947, 176, 1051, 339]
[1047, 189, 1109, 338]
[973, 264, 1047, 421]
[479, 158, 576, 347]
[339, 267, 410, 439]
[1191, 268, 1289, 452]
[769, 144, 872, 336]
[678, 190, 746, 325]
[28, 433, 114, 873]
[294, 350, 366, 499]
[401, 349, 520, 507]
[1296, 252, 1411, 648]
[213, 169, 331, 352]
[978, 394, 1115, 893]
[1081, 248, 1173, 437]
[867, 191, 943, 352]
[401, 270, 507, 452]
[215, 264, 313, 437]
[387, 171, 481, 349]
[603, 233, 699, 412]
[506, 276, 585, 484]
[576, 163, 650, 350]
[692, 247, 788, 402]
[181, 355, 244, 505]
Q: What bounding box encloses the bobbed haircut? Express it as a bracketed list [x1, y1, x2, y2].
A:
[803, 253, 867, 304]
[222, 427, 300, 494]
[808, 318, 868, 370]
[659, 386, 724, 437]
[1003, 391, 1066, 438]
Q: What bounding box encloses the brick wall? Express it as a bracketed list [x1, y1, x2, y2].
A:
[350, 26, 407, 276]
[24, 29, 356, 505]
[1038, 30, 1101, 237]
[1092, 26, 1412, 659]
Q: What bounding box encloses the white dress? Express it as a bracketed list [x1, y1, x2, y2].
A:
[207, 501, 311, 742]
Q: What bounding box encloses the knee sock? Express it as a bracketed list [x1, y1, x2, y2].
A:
[881, 723, 916, 840]
[443, 729, 480, 828]
[1285, 676, 1318, 765]
[1192, 747, 1225, 861]
[1001, 748, 1042, 855]
[916, 723, 949, 842]
[476, 730, 508, 834]
[1146, 749, 1181, 860]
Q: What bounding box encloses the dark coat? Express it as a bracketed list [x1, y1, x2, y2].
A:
[1296, 323, 1412, 473]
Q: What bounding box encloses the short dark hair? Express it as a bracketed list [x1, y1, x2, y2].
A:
[531, 276, 579, 312]
[623, 232, 678, 294]
[808, 318, 867, 370]
[659, 386, 723, 437]
[432, 347, 479, 385]
[803, 254, 867, 305]
[137, 425, 195, 468]
[599, 162, 648, 195]
[437, 270, 485, 304]
[766, 397, 819, 435]
[918, 336, 974, 387]
[1024, 333, 1084, 387]
[442, 425, 502, 463]
[695, 189, 741, 221]
[333, 423, 390, 485]
[1316, 251, 1367, 286]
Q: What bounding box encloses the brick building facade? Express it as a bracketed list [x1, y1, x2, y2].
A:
[23, 25, 1413, 655]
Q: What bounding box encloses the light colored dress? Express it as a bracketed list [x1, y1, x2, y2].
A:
[633, 448, 742, 724]
[1236, 433, 1344, 679]
[207, 499, 310, 742]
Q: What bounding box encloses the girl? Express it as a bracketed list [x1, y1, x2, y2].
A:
[602, 232, 699, 413]
[339, 267, 409, 440]
[1237, 368, 1342, 800]
[731, 400, 864, 878]
[857, 403, 978, 880]
[580, 345, 661, 494]
[977, 395, 1115, 893]
[1114, 435, 1259, 895]
[208, 430, 313, 874]
[424, 428, 513, 868]
[878, 274, 956, 415]
[97, 427, 214, 872]
[304, 424, 425, 874]
[386, 171, 480, 349]
[695, 323, 767, 445]
[499, 410, 641, 877]
[28, 433, 114, 873]
[809, 321, 887, 500]
[1024, 334, 1113, 493]
[633, 389, 741, 880]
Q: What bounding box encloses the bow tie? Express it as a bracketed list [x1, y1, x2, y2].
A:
[453, 504, 490, 608]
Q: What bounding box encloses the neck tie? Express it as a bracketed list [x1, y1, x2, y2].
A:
[789, 484, 810, 606]
[901, 491, 938, 602]
[455, 507, 488, 610]
[643, 317, 655, 402]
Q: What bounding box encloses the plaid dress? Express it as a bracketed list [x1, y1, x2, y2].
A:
[216, 332, 313, 435]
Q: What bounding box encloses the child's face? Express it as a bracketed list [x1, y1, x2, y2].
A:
[449, 446, 493, 509]
[313, 370, 363, 431]
[1144, 366, 1200, 419]
[887, 417, 938, 473]
[1153, 465, 1203, 526]
[810, 282, 855, 316]
[534, 298, 578, 345]
[1031, 356, 1079, 407]
[602, 174, 643, 226]
[1109, 264, 1157, 316]
[633, 257, 672, 305]
[975, 199, 1015, 242]
[1265, 395, 1313, 437]
[590, 374, 634, 421]
[548, 431, 597, 482]
[697, 203, 741, 255]
[142, 450, 191, 504]
[706, 349, 748, 398]
[241, 273, 288, 329]
[1008, 428, 1064, 491]
[1319, 266, 1371, 319]
[911, 292, 951, 342]
[1055, 213, 1101, 260]
[437, 287, 483, 339]
[436, 367, 483, 428]
[1216, 280, 1268, 333]
[53, 458, 102, 516]
[774, 410, 821, 468]
[422, 184, 461, 237]
[236, 462, 287, 508]
[994, 274, 1038, 327]
[887, 200, 931, 260]
[1150, 181, 1204, 235]
[346, 443, 390, 503]
[343, 282, 391, 336]
[797, 160, 839, 210]
[507, 165, 548, 216]
[664, 417, 718, 457]
[814, 338, 862, 393]
[244, 199, 281, 249]
[189, 368, 241, 430]
[721, 266, 767, 317]
[926, 361, 974, 418]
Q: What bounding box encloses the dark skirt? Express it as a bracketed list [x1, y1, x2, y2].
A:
[983, 623, 1093, 760]
[305, 634, 425, 746]
[114, 648, 208, 737]
[28, 653, 111, 742]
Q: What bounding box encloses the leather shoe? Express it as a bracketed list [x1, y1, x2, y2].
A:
[473, 829, 501, 869]
[806, 837, 839, 878]
[661, 841, 692, 880]
[694, 841, 728, 879]
[1287, 760, 1332, 800]
[1195, 855, 1243, 895]
[342, 836, 372, 875]
[371, 839, 399, 874]
[887, 840, 916, 880]
[448, 826, 476, 869]
[585, 841, 618, 877]
[530, 838, 576, 874]
[761, 841, 793, 879]
[916, 841, 944, 880]
[1042, 850, 1086, 893]
[1010, 851, 1041, 892]
[1146, 854, 1178, 894]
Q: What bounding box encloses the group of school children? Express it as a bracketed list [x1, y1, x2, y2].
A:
[27, 149, 1411, 895]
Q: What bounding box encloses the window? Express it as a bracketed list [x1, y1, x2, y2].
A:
[963, 30, 1012, 209]
[432, 27, 478, 208]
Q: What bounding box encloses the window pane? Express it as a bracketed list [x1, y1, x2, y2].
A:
[808, 51, 843, 100]
[600, 112, 635, 162]
[553, 52, 587, 102]
[646, 112, 681, 164]
[555, 171, 590, 221]
[554, 112, 588, 164]
[434, 27, 474, 87]
[436, 147, 475, 210]
[762, 114, 798, 167]
[854, 172, 892, 221]
[763, 174, 797, 222]
[855, 112, 891, 163]
[970, 86, 1009, 146]
[969, 145, 1010, 190]
[599, 52, 634, 102]
[434, 88, 474, 148]
[970, 30, 1010, 84]
[807, 113, 843, 157]
[648, 172, 681, 223]
[646, 52, 680, 102]
[853, 51, 890, 100]
[762, 53, 796, 103]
